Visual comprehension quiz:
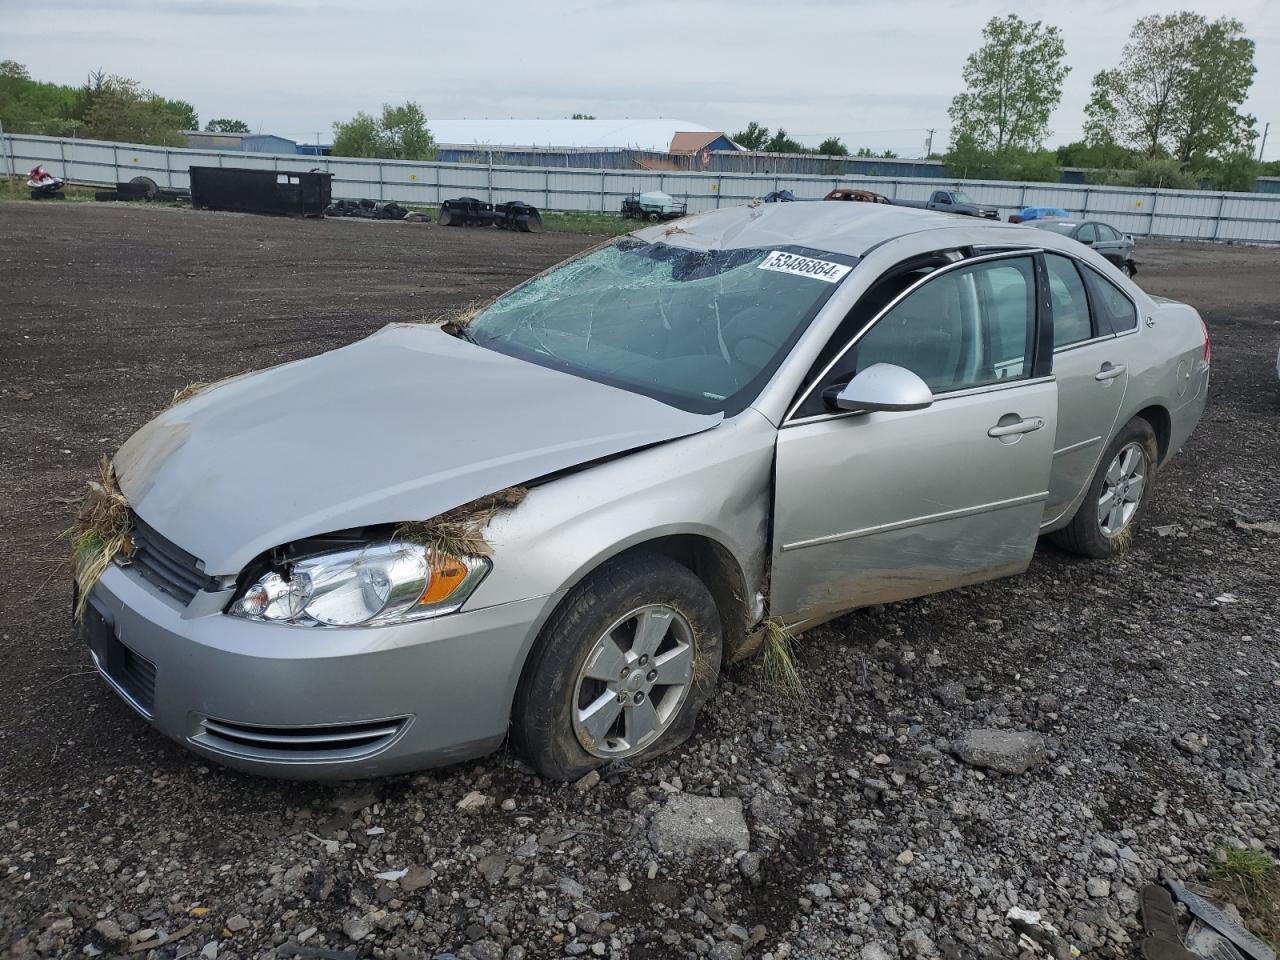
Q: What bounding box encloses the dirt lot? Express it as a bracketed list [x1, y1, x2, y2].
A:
[1, 202, 1277, 960]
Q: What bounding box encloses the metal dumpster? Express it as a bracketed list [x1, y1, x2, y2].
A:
[189, 167, 332, 218]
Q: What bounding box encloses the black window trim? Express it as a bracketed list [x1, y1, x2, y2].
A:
[1079, 259, 1141, 339]
[783, 247, 1050, 425]
[1044, 251, 1108, 352]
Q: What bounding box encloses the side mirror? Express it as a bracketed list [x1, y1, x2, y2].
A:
[825, 363, 933, 413]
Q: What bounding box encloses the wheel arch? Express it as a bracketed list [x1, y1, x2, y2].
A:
[516, 530, 758, 693]
[1133, 404, 1172, 464]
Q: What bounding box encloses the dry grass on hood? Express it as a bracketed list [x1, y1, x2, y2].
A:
[395, 486, 528, 558]
[66, 455, 132, 622]
[167, 380, 212, 408]
[422, 298, 490, 335]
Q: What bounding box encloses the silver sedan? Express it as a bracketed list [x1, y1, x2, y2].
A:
[81, 202, 1210, 780]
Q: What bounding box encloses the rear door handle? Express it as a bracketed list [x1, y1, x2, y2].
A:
[988, 416, 1045, 438]
[1095, 363, 1127, 381]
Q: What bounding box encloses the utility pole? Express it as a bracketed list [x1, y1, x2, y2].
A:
[924, 128, 936, 157]
[0, 117, 9, 179]
[1258, 122, 1270, 163]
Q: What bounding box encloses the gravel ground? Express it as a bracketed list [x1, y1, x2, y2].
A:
[1, 203, 1277, 960]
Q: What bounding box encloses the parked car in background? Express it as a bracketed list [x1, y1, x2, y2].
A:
[1009, 206, 1068, 224]
[891, 189, 999, 219]
[1028, 219, 1138, 276]
[83, 203, 1207, 781]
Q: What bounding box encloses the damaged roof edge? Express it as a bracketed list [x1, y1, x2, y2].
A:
[631, 201, 968, 259]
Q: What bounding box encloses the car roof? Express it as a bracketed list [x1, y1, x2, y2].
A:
[631, 200, 1070, 259]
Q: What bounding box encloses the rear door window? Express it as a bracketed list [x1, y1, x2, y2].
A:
[1083, 266, 1139, 333]
[1045, 254, 1096, 349]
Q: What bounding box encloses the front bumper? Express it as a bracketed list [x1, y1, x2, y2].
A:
[82, 562, 557, 778]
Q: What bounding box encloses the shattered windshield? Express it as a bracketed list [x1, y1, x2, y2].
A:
[465, 238, 856, 414]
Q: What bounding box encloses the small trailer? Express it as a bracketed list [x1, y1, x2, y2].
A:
[621, 191, 687, 222]
[189, 167, 332, 218]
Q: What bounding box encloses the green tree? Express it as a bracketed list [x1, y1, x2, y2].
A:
[1056, 138, 1136, 171]
[165, 98, 198, 131]
[1086, 13, 1256, 163]
[732, 121, 770, 150]
[81, 76, 188, 145]
[331, 111, 383, 157]
[1171, 18, 1256, 164]
[1088, 156, 1197, 188]
[381, 101, 436, 161]
[570, 112, 595, 119]
[945, 132, 1060, 182]
[1201, 150, 1260, 192]
[332, 102, 436, 160]
[763, 128, 805, 153]
[948, 15, 1069, 154]
[854, 147, 899, 159]
[0, 61, 83, 135]
[206, 118, 250, 133]
[816, 137, 848, 156]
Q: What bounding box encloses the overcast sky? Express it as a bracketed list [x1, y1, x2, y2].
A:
[6, 0, 1279, 160]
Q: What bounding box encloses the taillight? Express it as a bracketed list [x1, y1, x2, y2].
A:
[1199, 315, 1211, 365]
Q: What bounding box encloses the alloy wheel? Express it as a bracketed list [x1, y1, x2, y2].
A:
[1097, 441, 1147, 537]
[572, 604, 695, 758]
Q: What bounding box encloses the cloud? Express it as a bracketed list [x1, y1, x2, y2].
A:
[5, 0, 1278, 160]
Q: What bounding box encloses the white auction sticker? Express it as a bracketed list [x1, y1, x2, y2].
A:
[757, 250, 852, 284]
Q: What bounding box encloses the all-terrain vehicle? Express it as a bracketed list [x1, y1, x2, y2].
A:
[621, 191, 687, 222]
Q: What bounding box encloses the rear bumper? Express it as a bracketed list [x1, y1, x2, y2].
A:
[83, 563, 557, 779]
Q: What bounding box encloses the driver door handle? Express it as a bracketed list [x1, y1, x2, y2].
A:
[988, 416, 1045, 438]
[1095, 363, 1127, 381]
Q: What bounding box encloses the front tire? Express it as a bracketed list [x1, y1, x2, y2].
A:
[511, 552, 722, 781]
[1052, 417, 1158, 558]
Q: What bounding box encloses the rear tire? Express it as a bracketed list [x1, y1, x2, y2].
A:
[511, 552, 722, 781]
[1051, 417, 1158, 558]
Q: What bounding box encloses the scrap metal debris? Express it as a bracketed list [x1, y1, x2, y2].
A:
[1005, 906, 1080, 957]
[1140, 881, 1276, 960]
[1167, 879, 1275, 960]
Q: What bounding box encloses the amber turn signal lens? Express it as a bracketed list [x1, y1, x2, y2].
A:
[418, 553, 471, 605]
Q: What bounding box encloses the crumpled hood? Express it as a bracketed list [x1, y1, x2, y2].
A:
[115, 323, 720, 575]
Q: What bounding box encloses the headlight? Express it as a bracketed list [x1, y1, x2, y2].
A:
[230, 542, 488, 627]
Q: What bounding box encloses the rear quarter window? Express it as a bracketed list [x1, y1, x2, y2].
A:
[1083, 266, 1138, 333]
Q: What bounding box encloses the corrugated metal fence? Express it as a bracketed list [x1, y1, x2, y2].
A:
[5, 132, 1280, 243]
